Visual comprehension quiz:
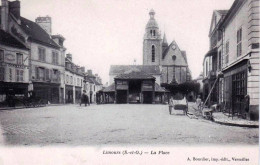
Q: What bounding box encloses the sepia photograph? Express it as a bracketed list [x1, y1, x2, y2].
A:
[0, 0, 259, 164]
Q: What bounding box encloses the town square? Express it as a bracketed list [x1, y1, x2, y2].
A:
[0, 104, 258, 146]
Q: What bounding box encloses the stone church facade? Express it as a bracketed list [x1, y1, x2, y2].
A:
[143, 9, 192, 84]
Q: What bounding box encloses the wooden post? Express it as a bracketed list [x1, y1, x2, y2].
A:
[141, 80, 143, 104]
[152, 80, 155, 104]
[114, 80, 117, 104]
[127, 80, 129, 104]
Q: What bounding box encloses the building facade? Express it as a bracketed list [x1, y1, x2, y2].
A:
[203, 0, 259, 120]
[64, 53, 85, 104]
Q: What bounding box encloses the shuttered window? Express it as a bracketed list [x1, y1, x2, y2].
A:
[38, 47, 46, 61]
[16, 53, 23, 65]
[237, 28, 242, 57]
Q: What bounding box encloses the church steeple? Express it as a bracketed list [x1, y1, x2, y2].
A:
[162, 33, 168, 53]
[143, 9, 162, 65]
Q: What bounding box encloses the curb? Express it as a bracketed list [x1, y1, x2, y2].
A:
[212, 118, 259, 128]
[0, 104, 64, 111]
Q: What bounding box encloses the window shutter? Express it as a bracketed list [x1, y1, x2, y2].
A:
[45, 69, 49, 80]
[21, 70, 24, 82]
[36, 67, 39, 79]
[16, 69, 19, 81]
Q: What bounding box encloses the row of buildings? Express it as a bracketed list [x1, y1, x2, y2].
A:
[202, 0, 259, 120]
[0, 0, 102, 105]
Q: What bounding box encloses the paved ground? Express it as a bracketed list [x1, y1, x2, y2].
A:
[0, 103, 258, 146]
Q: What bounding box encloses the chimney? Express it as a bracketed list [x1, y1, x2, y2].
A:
[66, 53, 72, 61]
[1, 0, 9, 31]
[9, 0, 20, 21]
[80, 67, 85, 73]
[35, 16, 52, 35]
[87, 70, 92, 76]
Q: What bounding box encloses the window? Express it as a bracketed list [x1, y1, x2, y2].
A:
[0, 50, 4, 62]
[70, 76, 73, 84]
[77, 78, 80, 86]
[36, 67, 45, 81]
[237, 28, 242, 57]
[9, 68, 12, 81]
[45, 69, 50, 80]
[16, 69, 23, 82]
[150, 30, 153, 36]
[52, 51, 59, 65]
[16, 53, 23, 65]
[153, 30, 155, 36]
[225, 41, 229, 64]
[94, 85, 95, 91]
[0, 67, 4, 81]
[152, 45, 155, 62]
[218, 51, 222, 70]
[38, 47, 46, 61]
[66, 75, 69, 83]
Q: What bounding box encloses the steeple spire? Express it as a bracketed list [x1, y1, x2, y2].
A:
[162, 33, 168, 46]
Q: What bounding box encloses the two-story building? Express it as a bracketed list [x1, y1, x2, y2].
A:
[203, 10, 228, 106]
[219, 0, 259, 120]
[64, 53, 85, 104]
[203, 0, 259, 120]
[20, 16, 66, 104]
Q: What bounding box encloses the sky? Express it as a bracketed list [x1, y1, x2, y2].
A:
[17, 0, 234, 84]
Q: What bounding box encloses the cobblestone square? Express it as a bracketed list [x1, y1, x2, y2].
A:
[0, 103, 258, 146]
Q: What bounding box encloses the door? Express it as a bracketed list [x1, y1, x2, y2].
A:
[232, 70, 247, 116]
[143, 91, 153, 104]
[116, 90, 127, 103]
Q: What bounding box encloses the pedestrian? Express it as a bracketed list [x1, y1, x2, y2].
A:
[80, 90, 87, 106]
[196, 95, 202, 110]
[169, 96, 174, 115]
[86, 94, 90, 106]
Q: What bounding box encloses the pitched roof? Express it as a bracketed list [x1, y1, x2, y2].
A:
[103, 83, 115, 92]
[20, 17, 60, 48]
[155, 83, 169, 92]
[0, 29, 28, 50]
[115, 69, 155, 80]
[216, 10, 229, 16]
[181, 51, 187, 63]
[109, 65, 161, 75]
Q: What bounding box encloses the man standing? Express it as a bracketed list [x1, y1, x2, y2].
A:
[80, 90, 87, 106]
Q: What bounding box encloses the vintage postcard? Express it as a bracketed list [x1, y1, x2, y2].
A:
[0, 0, 259, 164]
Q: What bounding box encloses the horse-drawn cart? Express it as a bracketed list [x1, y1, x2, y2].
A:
[169, 97, 188, 115]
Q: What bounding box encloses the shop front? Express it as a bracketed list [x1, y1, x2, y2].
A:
[0, 82, 29, 106]
[223, 60, 249, 118]
[65, 85, 73, 103]
[33, 82, 60, 104]
[75, 86, 82, 104]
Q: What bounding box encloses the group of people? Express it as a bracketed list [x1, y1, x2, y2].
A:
[80, 90, 90, 106]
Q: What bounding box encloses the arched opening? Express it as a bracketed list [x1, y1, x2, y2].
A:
[152, 45, 155, 62]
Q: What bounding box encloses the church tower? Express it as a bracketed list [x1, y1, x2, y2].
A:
[143, 9, 162, 65]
